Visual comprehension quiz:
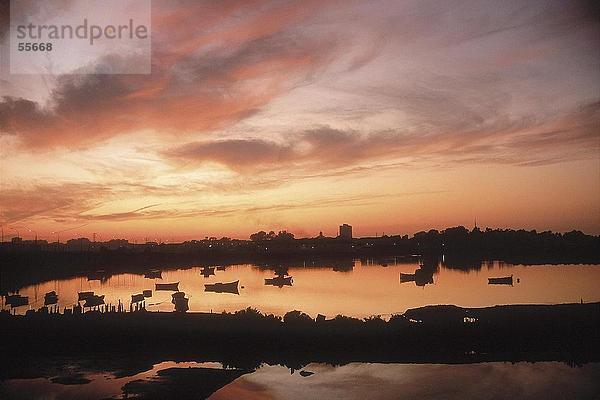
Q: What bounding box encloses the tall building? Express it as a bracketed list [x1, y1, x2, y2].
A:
[339, 224, 353, 239]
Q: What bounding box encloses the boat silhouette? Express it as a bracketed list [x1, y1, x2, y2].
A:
[82, 294, 105, 308]
[87, 270, 109, 282]
[144, 269, 162, 279]
[78, 291, 95, 302]
[488, 275, 513, 285]
[131, 293, 145, 303]
[265, 275, 293, 288]
[171, 292, 189, 312]
[200, 267, 216, 277]
[156, 282, 179, 291]
[400, 267, 434, 287]
[205, 280, 239, 295]
[44, 291, 58, 306]
[6, 294, 28, 307]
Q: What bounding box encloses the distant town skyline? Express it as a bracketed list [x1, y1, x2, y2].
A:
[1, 1, 599, 239]
[2, 222, 597, 244]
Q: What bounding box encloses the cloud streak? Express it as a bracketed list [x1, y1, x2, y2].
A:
[162, 100, 600, 173]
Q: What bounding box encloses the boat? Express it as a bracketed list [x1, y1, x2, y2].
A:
[87, 270, 108, 282]
[44, 291, 58, 306]
[82, 294, 105, 308]
[414, 268, 434, 287]
[204, 280, 239, 295]
[488, 275, 513, 285]
[264, 275, 293, 288]
[78, 291, 95, 301]
[6, 294, 28, 307]
[400, 268, 434, 286]
[131, 293, 145, 303]
[156, 282, 179, 291]
[171, 291, 185, 300]
[171, 292, 189, 312]
[200, 266, 216, 277]
[216, 266, 226, 271]
[144, 269, 162, 279]
[143, 290, 152, 298]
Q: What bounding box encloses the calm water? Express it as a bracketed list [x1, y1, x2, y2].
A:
[3, 260, 600, 317]
[1, 361, 599, 400]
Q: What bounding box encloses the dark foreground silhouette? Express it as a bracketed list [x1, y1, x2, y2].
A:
[122, 367, 250, 400]
[2, 303, 598, 372]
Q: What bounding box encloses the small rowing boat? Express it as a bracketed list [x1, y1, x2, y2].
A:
[156, 282, 179, 291]
[488, 275, 513, 285]
[205, 280, 239, 295]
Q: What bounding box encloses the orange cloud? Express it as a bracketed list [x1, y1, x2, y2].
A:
[0, 1, 342, 150]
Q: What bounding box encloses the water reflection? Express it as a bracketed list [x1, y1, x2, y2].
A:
[211, 362, 600, 400]
[2, 261, 600, 317]
[0, 361, 228, 400]
[2, 361, 597, 400]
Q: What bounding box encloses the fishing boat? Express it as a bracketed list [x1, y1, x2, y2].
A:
[144, 269, 162, 279]
[205, 280, 239, 295]
[488, 275, 513, 285]
[44, 291, 58, 306]
[143, 290, 152, 298]
[156, 282, 179, 291]
[6, 294, 28, 307]
[131, 293, 145, 303]
[82, 294, 105, 308]
[264, 276, 293, 288]
[78, 291, 95, 301]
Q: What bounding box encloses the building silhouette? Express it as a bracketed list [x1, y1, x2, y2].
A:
[339, 224, 352, 239]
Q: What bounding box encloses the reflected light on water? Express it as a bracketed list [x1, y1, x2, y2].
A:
[3, 261, 600, 317]
[210, 362, 600, 400]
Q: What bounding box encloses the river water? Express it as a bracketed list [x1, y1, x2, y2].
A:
[3, 259, 599, 317]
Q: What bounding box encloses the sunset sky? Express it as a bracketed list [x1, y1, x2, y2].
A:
[0, 0, 599, 242]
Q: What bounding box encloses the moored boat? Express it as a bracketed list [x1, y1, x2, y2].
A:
[205, 280, 239, 294]
[488, 275, 513, 285]
[131, 293, 145, 303]
[144, 269, 162, 279]
[156, 282, 179, 291]
[78, 291, 95, 301]
[82, 294, 105, 308]
[44, 291, 58, 306]
[87, 270, 108, 281]
[171, 292, 189, 312]
[6, 294, 28, 307]
[264, 276, 293, 288]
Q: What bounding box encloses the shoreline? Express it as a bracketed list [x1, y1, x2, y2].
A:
[2, 302, 599, 370]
